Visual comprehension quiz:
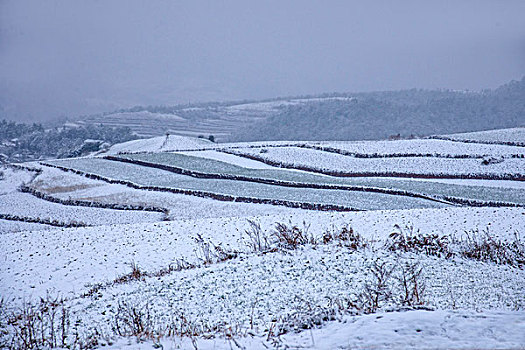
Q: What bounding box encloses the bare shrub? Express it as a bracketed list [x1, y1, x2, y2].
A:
[194, 233, 238, 265]
[359, 260, 395, 313]
[272, 296, 359, 336]
[323, 225, 367, 250]
[114, 261, 145, 284]
[152, 259, 196, 278]
[1, 295, 78, 350]
[395, 261, 425, 307]
[83, 259, 198, 298]
[243, 219, 273, 253]
[114, 300, 154, 339]
[113, 301, 222, 344]
[459, 229, 524, 267]
[388, 224, 451, 257]
[130, 261, 143, 280]
[273, 222, 316, 249]
[358, 258, 427, 314]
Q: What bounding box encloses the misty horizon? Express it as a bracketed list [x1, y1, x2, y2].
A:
[1, 0, 524, 122]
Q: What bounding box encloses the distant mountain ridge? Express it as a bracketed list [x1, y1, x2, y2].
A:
[72, 77, 525, 142]
[232, 77, 525, 141]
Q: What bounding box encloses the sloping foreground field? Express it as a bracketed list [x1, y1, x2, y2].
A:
[45, 158, 448, 210]
[1, 207, 522, 303]
[110, 310, 525, 350]
[1, 207, 524, 349]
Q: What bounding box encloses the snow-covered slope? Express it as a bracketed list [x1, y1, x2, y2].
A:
[437, 127, 525, 145]
[1, 128, 524, 349]
[109, 309, 525, 350]
[74, 97, 356, 141]
[2, 207, 522, 303]
[105, 134, 214, 154]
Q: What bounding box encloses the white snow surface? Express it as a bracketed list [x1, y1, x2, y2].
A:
[441, 127, 525, 144]
[385, 176, 525, 189]
[0, 219, 53, 233]
[0, 191, 164, 226]
[108, 309, 525, 349]
[0, 166, 35, 195]
[318, 138, 525, 156]
[177, 150, 276, 169]
[106, 134, 213, 154]
[1, 207, 523, 304]
[232, 146, 525, 177]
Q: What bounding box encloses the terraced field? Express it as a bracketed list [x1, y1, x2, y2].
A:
[433, 127, 525, 146]
[311, 138, 525, 157]
[226, 146, 525, 179]
[2, 131, 525, 350]
[45, 158, 447, 210]
[115, 151, 525, 206]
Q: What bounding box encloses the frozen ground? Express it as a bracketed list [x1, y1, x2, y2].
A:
[439, 127, 525, 145]
[30, 165, 306, 221]
[109, 309, 525, 350]
[316, 138, 525, 157]
[229, 146, 525, 178]
[1, 132, 525, 349]
[1, 207, 523, 304]
[106, 134, 214, 154]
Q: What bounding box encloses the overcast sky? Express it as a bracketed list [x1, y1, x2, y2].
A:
[1, 0, 524, 122]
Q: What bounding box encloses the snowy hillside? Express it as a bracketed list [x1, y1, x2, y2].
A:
[435, 127, 525, 146]
[106, 134, 214, 154]
[1, 130, 524, 349]
[74, 97, 354, 141]
[72, 79, 525, 142]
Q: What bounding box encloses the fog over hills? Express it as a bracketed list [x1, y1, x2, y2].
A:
[232, 77, 525, 141]
[71, 77, 525, 142]
[1, 1, 524, 123]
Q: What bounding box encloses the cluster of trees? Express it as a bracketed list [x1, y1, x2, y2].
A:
[0, 120, 45, 140]
[230, 77, 525, 141]
[0, 121, 137, 163]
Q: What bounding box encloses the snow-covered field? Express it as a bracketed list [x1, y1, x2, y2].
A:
[47, 157, 449, 210]
[0, 191, 164, 226]
[228, 146, 525, 178]
[1, 131, 524, 349]
[112, 309, 525, 349]
[106, 134, 215, 154]
[315, 138, 525, 157]
[2, 207, 522, 304]
[30, 166, 307, 220]
[119, 151, 525, 205]
[437, 127, 525, 145]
